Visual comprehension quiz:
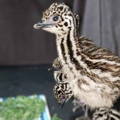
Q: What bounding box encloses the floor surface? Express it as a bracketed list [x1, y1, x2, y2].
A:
[0, 65, 78, 120]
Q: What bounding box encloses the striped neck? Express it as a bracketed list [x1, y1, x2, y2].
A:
[56, 22, 80, 66]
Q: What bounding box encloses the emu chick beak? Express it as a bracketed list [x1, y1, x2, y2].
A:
[33, 22, 54, 29]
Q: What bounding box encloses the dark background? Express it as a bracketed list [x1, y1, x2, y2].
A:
[0, 0, 120, 120]
[0, 0, 120, 65]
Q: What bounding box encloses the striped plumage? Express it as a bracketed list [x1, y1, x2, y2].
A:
[92, 108, 120, 120]
[52, 58, 74, 104]
[53, 82, 73, 104]
[33, 1, 120, 114]
[76, 108, 120, 120]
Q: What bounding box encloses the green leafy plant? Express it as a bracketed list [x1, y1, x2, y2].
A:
[0, 96, 45, 120]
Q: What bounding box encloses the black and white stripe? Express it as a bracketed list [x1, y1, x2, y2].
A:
[92, 108, 120, 120]
[41, 2, 120, 110]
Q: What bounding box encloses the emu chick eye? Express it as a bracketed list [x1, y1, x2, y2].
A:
[53, 16, 59, 21]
